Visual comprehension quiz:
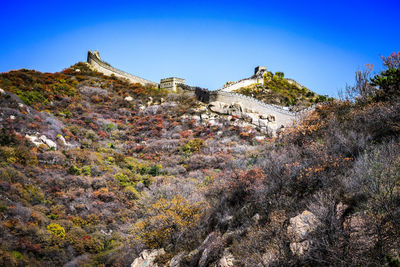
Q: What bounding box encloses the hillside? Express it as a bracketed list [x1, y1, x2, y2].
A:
[0, 53, 400, 266]
[233, 71, 332, 109]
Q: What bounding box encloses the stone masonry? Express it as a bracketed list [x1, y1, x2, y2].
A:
[160, 77, 186, 92]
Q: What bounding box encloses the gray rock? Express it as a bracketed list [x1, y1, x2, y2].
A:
[287, 210, 320, 256]
[218, 249, 235, 267]
[169, 252, 185, 267]
[131, 249, 165, 267]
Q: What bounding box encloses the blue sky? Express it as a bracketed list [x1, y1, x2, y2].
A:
[1, 0, 399, 96]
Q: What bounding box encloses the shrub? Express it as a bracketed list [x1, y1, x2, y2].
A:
[132, 196, 202, 249]
[371, 67, 400, 102]
[0, 128, 16, 146]
[180, 138, 204, 155]
[81, 166, 91, 176]
[345, 141, 400, 262]
[148, 164, 162, 176]
[47, 223, 66, 239]
[68, 165, 81, 175]
[11, 251, 23, 260]
[114, 172, 134, 187]
[124, 186, 140, 200]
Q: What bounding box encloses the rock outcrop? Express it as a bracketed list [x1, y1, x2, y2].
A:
[287, 210, 320, 256]
[131, 249, 165, 267]
[208, 101, 279, 135]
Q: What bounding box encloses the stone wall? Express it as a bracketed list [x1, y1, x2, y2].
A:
[210, 91, 297, 126]
[180, 85, 302, 127]
[87, 51, 158, 86]
[219, 78, 260, 92]
[85, 52, 308, 128]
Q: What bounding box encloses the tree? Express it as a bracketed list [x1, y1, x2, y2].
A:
[343, 64, 376, 103]
[370, 52, 400, 102]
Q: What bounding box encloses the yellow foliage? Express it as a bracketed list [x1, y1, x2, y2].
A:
[132, 196, 202, 248]
[47, 223, 66, 239]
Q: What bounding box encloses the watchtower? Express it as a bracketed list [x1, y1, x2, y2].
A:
[254, 66, 267, 77]
[160, 77, 186, 92]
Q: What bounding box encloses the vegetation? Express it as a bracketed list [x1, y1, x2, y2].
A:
[234, 70, 333, 108]
[0, 53, 399, 266]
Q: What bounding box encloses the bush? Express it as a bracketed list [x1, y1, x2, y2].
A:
[47, 223, 66, 239]
[81, 166, 91, 176]
[132, 196, 202, 249]
[275, 71, 284, 78]
[68, 165, 81, 175]
[180, 138, 204, 155]
[114, 172, 134, 187]
[148, 164, 162, 176]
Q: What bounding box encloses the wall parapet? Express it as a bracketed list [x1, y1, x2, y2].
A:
[211, 91, 296, 116]
[87, 51, 158, 86]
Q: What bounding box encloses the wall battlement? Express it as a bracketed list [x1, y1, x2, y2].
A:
[87, 51, 158, 86]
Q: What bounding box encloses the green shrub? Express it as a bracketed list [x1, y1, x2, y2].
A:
[0, 128, 16, 146]
[11, 251, 23, 260]
[81, 166, 91, 176]
[148, 164, 162, 176]
[106, 123, 117, 132]
[68, 165, 81, 175]
[114, 172, 134, 187]
[124, 185, 140, 200]
[25, 184, 44, 204]
[0, 205, 8, 212]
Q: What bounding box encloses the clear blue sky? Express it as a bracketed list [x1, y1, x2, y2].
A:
[1, 0, 399, 96]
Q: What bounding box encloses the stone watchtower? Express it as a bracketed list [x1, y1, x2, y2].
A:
[160, 77, 186, 92]
[254, 66, 267, 77]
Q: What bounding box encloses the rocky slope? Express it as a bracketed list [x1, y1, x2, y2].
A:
[0, 58, 399, 266]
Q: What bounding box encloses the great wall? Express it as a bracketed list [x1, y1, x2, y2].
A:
[86, 51, 312, 133]
[87, 51, 158, 86]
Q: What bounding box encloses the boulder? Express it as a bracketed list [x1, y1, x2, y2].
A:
[209, 101, 228, 114]
[124, 96, 134, 102]
[258, 119, 269, 127]
[169, 252, 185, 267]
[255, 136, 265, 141]
[131, 249, 165, 267]
[25, 135, 43, 147]
[262, 247, 279, 266]
[57, 135, 67, 146]
[201, 113, 209, 120]
[287, 210, 320, 256]
[218, 249, 235, 267]
[40, 135, 57, 149]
